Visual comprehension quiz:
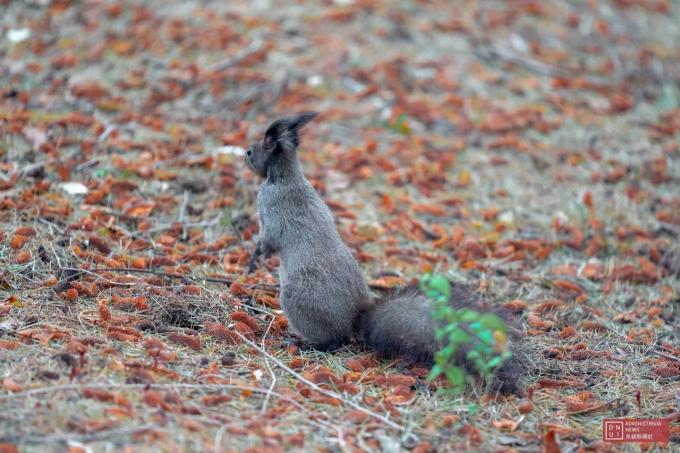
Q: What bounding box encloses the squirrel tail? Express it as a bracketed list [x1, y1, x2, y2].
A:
[356, 284, 527, 394]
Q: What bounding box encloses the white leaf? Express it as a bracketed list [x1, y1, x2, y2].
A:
[214, 146, 245, 156]
[7, 28, 31, 43]
[59, 182, 89, 195]
[306, 75, 324, 87]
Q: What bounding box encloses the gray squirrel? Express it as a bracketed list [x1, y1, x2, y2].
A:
[245, 113, 525, 394]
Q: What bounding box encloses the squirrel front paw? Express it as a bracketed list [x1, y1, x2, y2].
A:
[247, 256, 258, 274]
[247, 243, 262, 274]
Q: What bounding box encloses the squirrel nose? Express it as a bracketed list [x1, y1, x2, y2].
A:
[246, 148, 253, 157]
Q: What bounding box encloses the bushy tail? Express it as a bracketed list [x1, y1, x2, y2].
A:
[356, 284, 527, 394]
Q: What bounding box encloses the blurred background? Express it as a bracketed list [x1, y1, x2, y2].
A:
[2, 0, 679, 229]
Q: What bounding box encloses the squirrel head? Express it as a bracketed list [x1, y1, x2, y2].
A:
[245, 112, 318, 178]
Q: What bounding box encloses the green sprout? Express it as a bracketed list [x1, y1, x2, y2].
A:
[420, 273, 512, 393]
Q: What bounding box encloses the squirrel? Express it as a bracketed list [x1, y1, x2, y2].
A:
[245, 112, 526, 394]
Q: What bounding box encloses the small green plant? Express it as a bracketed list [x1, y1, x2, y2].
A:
[384, 113, 411, 135]
[420, 273, 512, 392]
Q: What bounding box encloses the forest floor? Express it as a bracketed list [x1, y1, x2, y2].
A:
[1, 0, 679, 451]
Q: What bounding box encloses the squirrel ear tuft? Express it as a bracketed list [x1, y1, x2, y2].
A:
[290, 111, 318, 131]
[264, 112, 319, 151]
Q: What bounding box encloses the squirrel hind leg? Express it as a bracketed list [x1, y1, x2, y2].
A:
[310, 338, 345, 352]
[286, 334, 345, 353]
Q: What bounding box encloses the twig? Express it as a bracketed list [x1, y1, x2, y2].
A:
[649, 349, 680, 364]
[474, 44, 573, 77]
[142, 215, 223, 235]
[37, 217, 65, 234]
[230, 330, 409, 435]
[566, 397, 625, 416]
[56, 267, 136, 288]
[207, 37, 264, 73]
[260, 317, 277, 414]
[178, 190, 189, 241]
[214, 424, 229, 453]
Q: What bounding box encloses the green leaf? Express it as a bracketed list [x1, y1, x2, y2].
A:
[428, 275, 451, 299]
[449, 328, 471, 344]
[460, 309, 479, 323]
[433, 306, 451, 320]
[487, 356, 502, 369]
[478, 330, 494, 345]
[427, 364, 444, 381]
[479, 313, 506, 332]
[445, 366, 465, 388]
[385, 113, 411, 135]
[440, 344, 454, 358]
[443, 322, 460, 334]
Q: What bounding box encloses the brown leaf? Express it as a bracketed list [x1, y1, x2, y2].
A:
[123, 203, 155, 219]
[304, 369, 342, 385]
[2, 378, 22, 393]
[651, 366, 680, 378]
[83, 387, 115, 402]
[0, 443, 19, 453]
[458, 424, 483, 445]
[205, 321, 241, 344]
[14, 227, 36, 237]
[230, 311, 260, 332]
[374, 374, 416, 387]
[202, 394, 232, 406]
[538, 378, 581, 389]
[492, 418, 519, 431]
[9, 235, 28, 249]
[88, 235, 112, 255]
[143, 390, 168, 409]
[167, 333, 201, 351]
[542, 429, 561, 453]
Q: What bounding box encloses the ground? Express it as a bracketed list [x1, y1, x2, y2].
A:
[0, 0, 679, 452]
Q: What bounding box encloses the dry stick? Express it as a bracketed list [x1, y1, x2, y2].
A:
[650, 349, 680, 364]
[229, 330, 408, 434]
[57, 267, 137, 287]
[207, 37, 263, 72]
[260, 317, 278, 414]
[566, 398, 625, 416]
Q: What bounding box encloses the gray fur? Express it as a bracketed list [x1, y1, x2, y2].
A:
[246, 113, 371, 350]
